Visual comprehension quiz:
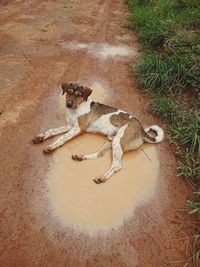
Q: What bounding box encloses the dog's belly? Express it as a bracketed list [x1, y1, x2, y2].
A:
[86, 114, 118, 136]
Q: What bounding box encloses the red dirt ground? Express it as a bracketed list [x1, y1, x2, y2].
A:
[0, 0, 196, 266]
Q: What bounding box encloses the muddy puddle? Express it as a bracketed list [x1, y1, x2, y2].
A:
[47, 135, 159, 234]
[89, 80, 110, 101]
[60, 41, 136, 60]
[47, 80, 160, 234]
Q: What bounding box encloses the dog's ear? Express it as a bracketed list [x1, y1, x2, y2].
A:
[82, 86, 92, 100]
[62, 83, 72, 95]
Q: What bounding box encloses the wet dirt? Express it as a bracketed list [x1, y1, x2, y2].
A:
[0, 0, 195, 266]
[61, 41, 136, 59]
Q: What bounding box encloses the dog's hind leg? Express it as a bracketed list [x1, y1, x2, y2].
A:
[93, 125, 127, 184]
[72, 140, 112, 161]
[33, 125, 72, 144]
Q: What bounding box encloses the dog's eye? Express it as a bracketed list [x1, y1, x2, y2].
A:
[75, 91, 82, 97]
[67, 89, 73, 94]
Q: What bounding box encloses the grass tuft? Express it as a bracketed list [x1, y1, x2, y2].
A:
[150, 97, 200, 154]
[126, 0, 200, 264]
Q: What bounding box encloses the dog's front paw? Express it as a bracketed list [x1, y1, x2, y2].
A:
[93, 177, 107, 184]
[33, 134, 45, 144]
[72, 154, 84, 161]
[43, 146, 54, 154]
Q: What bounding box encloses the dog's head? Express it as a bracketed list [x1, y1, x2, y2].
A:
[62, 83, 92, 109]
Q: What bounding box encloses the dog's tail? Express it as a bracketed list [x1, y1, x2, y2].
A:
[144, 125, 164, 144]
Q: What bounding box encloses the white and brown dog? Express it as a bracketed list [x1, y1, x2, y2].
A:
[33, 83, 164, 184]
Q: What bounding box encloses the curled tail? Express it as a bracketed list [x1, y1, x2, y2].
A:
[144, 125, 164, 143]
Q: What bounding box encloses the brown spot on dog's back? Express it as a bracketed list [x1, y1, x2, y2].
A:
[90, 102, 117, 116]
[110, 112, 130, 127]
[78, 102, 118, 130]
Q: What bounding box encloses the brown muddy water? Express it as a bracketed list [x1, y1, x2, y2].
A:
[47, 81, 160, 234]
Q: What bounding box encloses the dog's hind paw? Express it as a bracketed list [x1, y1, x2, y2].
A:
[72, 154, 84, 161]
[33, 134, 45, 144]
[93, 177, 107, 184]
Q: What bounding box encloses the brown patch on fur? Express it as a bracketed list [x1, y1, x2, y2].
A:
[120, 121, 144, 151]
[62, 83, 76, 95]
[78, 102, 118, 130]
[110, 113, 147, 151]
[90, 102, 117, 116]
[78, 114, 90, 130]
[75, 96, 85, 107]
[110, 112, 130, 128]
[83, 86, 92, 100]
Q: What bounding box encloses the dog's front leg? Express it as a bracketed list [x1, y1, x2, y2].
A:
[43, 126, 81, 153]
[33, 124, 72, 144]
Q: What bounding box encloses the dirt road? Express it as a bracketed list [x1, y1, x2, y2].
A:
[0, 0, 194, 266]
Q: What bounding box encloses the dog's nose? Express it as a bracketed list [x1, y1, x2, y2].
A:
[67, 100, 73, 108]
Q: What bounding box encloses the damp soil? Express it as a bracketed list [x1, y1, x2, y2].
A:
[0, 0, 195, 266]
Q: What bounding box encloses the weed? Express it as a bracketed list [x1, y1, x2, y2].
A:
[150, 97, 200, 154]
[178, 153, 200, 186]
[135, 53, 200, 96]
[126, 0, 200, 264]
[150, 96, 183, 124]
[188, 192, 200, 218]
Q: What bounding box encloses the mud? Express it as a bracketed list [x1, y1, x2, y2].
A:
[47, 134, 159, 233]
[0, 0, 195, 266]
[62, 41, 137, 59]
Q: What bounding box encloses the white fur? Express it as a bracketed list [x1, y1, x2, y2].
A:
[86, 109, 123, 136]
[144, 125, 164, 143]
[100, 124, 128, 180]
[73, 141, 112, 160]
[42, 125, 72, 140]
[87, 112, 117, 136]
[66, 97, 92, 126]
[44, 126, 81, 152]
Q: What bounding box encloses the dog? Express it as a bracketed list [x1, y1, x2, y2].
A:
[33, 82, 164, 184]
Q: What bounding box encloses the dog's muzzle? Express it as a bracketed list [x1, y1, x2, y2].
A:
[66, 100, 73, 108]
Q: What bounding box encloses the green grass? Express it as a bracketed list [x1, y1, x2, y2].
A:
[127, 5, 174, 49]
[126, 0, 200, 97]
[126, 0, 200, 265]
[134, 53, 200, 95]
[150, 97, 200, 153]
